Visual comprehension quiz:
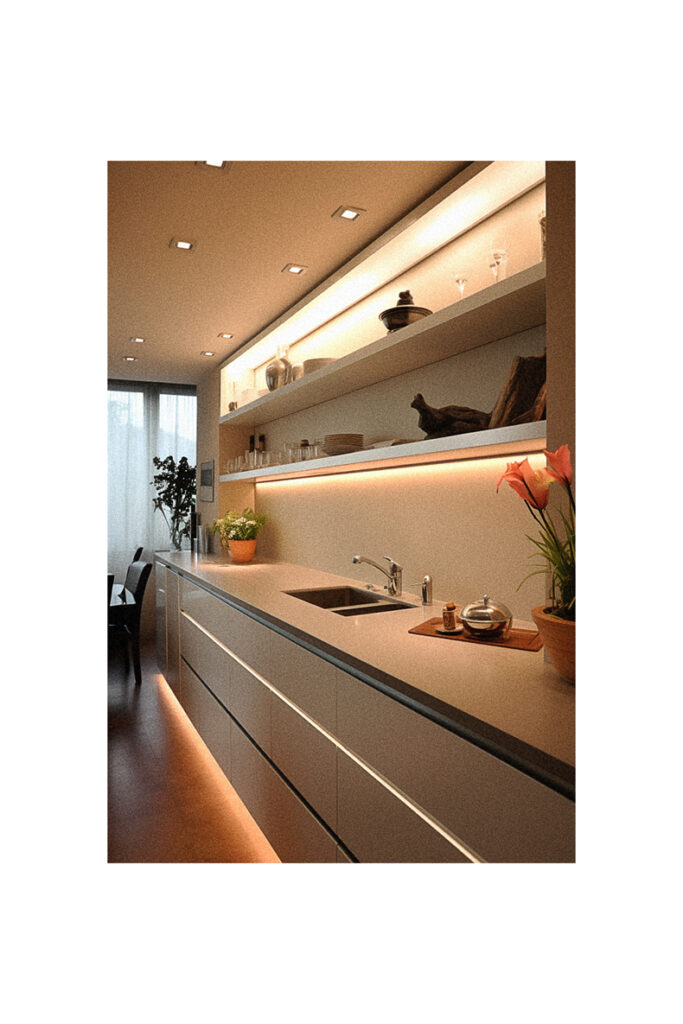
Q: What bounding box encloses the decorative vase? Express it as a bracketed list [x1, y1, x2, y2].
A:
[265, 346, 292, 391]
[531, 606, 575, 683]
[228, 538, 257, 563]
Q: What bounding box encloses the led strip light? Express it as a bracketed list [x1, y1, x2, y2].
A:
[182, 610, 485, 863]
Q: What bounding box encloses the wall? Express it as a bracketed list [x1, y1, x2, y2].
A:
[254, 326, 547, 619]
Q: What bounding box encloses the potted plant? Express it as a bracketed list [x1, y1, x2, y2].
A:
[497, 444, 575, 681]
[151, 455, 197, 550]
[211, 508, 267, 563]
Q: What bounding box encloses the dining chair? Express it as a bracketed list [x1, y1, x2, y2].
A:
[132, 546, 143, 562]
[109, 561, 153, 685]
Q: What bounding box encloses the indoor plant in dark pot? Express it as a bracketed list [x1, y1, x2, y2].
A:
[211, 508, 267, 563]
[151, 455, 196, 550]
[497, 445, 575, 682]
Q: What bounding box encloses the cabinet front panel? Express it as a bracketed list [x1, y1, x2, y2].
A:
[336, 671, 574, 863]
[230, 723, 336, 863]
[180, 662, 231, 778]
[165, 568, 180, 693]
[270, 693, 337, 828]
[155, 566, 166, 676]
[229, 658, 272, 756]
[180, 578, 255, 661]
[337, 751, 470, 863]
[180, 613, 231, 709]
[249, 630, 338, 733]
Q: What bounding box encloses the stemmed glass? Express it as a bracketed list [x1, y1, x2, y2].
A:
[454, 274, 468, 299]
[488, 239, 509, 282]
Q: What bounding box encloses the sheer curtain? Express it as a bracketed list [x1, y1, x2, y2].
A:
[107, 381, 197, 590]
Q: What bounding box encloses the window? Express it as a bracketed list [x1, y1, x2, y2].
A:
[107, 381, 197, 585]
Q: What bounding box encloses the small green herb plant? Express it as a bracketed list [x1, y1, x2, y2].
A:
[211, 508, 267, 543]
[151, 455, 196, 550]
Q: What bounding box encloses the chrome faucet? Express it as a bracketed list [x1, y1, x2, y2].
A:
[352, 554, 403, 597]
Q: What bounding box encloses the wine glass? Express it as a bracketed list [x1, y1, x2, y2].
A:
[454, 274, 468, 299]
[489, 239, 509, 282]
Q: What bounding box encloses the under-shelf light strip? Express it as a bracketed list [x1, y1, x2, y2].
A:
[182, 610, 484, 863]
[246, 445, 546, 485]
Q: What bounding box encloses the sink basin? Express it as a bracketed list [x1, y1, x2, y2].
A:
[283, 586, 415, 615]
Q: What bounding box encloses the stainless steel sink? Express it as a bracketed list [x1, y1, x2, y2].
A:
[283, 586, 415, 615]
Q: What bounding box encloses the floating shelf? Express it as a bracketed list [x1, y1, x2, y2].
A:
[218, 421, 546, 483]
[219, 263, 546, 431]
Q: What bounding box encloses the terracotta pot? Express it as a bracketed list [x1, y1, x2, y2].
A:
[228, 538, 257, 563]
[532, 606, 575, 683]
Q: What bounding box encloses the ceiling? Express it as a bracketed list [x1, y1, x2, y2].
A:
[108, 160, 470, 385]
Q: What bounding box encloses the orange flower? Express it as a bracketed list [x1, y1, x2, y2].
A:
[544, 444, 573, 486]
[496, 458, 552, 510]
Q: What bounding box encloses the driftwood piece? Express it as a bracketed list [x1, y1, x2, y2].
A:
[488, 352, 546, 429]
[509, 380, 547, 425]
[411, 393, 491, 439]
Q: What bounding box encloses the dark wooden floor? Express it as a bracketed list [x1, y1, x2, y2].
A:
[107, 640, 279, 863]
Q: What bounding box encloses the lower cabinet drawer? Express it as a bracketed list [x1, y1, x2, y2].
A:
[337, 750, 471, 863]
[270, 692, 337, 829]
[180, 662, 231, 778]
[230, 722, 337, 863]
[165, 568, 180, 692]
[337, 671, 574, 863]
[180, 613, 231, 708]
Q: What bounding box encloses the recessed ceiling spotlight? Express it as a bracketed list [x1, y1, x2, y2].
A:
[332, 205, 366, 221]
[122, 355, 138, 362]
[169, 237, 197, 252]
[195, 160, 232, 172]
[218, 332, 234, 339]
[200, 350, 215, 357]
[130, 336, 146, 344]
[282, 263, 308, 275]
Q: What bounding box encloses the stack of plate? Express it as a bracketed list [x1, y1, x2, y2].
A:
[323, 433, 364, 456]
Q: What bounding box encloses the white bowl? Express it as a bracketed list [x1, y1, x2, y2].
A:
[303, 358, 336, 374]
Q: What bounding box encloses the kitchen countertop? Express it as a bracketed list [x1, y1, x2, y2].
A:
[156, 551, 575, 799]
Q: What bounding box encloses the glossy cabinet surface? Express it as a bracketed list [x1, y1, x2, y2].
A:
[165, 567, 180, 694]
[157, 560, 574, 863]
[336, 750, 471, 863]
[155, 562, 166, 675]
[336, 670, 574, 863]
[230, 722, 337, 863]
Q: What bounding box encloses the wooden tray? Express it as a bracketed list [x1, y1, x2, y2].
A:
[409, 616, 543, 652]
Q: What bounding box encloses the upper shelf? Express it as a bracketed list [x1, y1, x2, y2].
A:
[219, 262, 546, 431]
[218, 421, 547, 483]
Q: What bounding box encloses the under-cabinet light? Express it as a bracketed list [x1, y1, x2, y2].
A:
[221, 161, 544, 383]
[218, 332, 234, 339]
[282, 263, 308, 275]
[200, 350, 215, 357]
[122, 355, 138, 362]
[130, 336, 146, 344]
[195, 160, 232, 172]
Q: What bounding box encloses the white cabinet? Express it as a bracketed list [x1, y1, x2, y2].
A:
[165, 567, 180, 694]
[228, 657, 272, 756]
[179, 612, 231, 709]
[270, 691, 337, 828]
[336, 670, 574, 863]
[336, 749, 471, 863]
[180, 661, 231, 778]
[157, 564, 574, 863]
[155, 562, 166, 675]
[230, 720, 337, 863]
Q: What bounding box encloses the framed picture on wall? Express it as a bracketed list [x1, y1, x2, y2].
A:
[199, 460, 214, 502]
